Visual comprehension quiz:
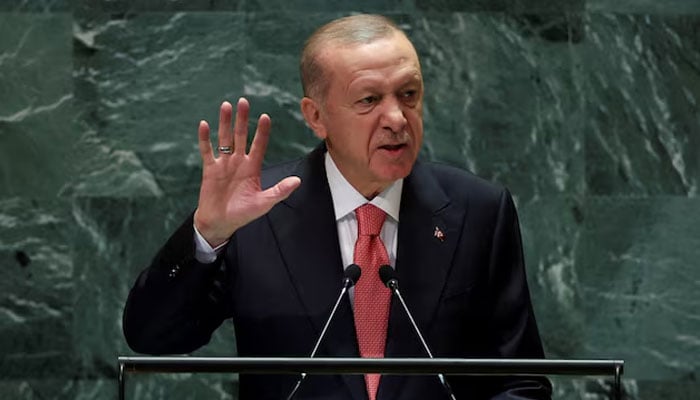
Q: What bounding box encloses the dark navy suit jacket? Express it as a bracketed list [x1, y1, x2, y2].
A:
[123, 144, 552, 399]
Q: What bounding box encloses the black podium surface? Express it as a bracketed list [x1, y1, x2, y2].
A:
[118, 356, 624, 400]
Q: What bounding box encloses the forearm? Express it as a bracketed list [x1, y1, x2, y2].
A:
[122, 214, 233, 355]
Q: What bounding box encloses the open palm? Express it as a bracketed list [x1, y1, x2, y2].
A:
[193, 98, 301, 247]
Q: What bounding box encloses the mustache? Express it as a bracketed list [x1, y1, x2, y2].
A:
[376, 130, 411, 145]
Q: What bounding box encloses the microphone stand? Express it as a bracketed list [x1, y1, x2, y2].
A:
[381, 266, 457, 400]
[285, 265, 361, 400]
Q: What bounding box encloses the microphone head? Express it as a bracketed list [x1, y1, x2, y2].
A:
[378, 265, 397, 288]
[344, 264, 362, 287]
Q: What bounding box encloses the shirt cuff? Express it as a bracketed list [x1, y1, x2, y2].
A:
[193, 224, 228, 264]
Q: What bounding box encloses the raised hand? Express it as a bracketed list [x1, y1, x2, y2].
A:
[193, 98, 301, 247]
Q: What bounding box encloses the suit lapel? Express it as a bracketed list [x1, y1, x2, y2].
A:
[378, 161, 466, 400]
[266, 146, 367, 400]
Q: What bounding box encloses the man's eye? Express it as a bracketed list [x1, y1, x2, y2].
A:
[359, 96, 378, 105]
[402, 90, 417, 99]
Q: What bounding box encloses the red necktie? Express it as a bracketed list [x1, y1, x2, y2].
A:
[353, 204, 391, 400]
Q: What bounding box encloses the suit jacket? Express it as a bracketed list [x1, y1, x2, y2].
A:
[123, 144, 552, 400]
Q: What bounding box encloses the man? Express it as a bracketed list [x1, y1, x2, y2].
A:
[123, 14, 552, 400]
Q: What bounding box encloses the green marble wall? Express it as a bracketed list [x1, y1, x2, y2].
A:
[1, 1, 698, 399]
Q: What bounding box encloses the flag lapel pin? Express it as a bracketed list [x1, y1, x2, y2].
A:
[433, 226, 445, 242]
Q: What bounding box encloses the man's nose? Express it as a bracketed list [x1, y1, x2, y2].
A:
[380, 97, 407, 134]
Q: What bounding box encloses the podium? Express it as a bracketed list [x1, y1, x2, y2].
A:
[117, 356, 624, 399]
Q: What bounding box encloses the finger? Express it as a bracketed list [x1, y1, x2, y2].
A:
[233, 97, 250, 156]
[198, 120, 215, 165]
[249, 113, 271, 167]
[261, 176, 302, 207]
[218, 101, 233, 149]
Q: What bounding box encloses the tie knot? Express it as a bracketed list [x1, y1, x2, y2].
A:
[356, 204, 386, 237]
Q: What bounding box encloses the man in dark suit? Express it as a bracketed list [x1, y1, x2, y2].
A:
[123, 14, 552, 400]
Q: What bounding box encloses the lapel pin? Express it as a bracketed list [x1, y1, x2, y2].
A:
[433, 226, 445, 242]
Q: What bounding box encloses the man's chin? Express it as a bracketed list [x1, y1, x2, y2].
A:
[373, 165, 413, 183]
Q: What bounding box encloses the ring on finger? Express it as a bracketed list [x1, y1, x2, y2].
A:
[218, 146, 233, 154]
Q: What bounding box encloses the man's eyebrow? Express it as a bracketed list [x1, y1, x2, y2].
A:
[400, 74, 423, 85]
[348, 70, 422, 91]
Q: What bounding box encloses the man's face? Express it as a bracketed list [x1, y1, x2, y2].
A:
[305, 32, 424, 197]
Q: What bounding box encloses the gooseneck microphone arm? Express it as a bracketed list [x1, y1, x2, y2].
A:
[379, 265, 457, 400]
[309, 264, 361, 359]
[285, 264, 361, 400]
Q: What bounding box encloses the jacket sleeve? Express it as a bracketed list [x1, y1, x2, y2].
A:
[122, 213, 234, 355]
[486, 189, 552, 399]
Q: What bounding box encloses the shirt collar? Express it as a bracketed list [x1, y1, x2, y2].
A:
[324, 151, 402, 222]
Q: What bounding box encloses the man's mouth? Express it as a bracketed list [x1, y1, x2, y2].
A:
[379, 143, 407, 151]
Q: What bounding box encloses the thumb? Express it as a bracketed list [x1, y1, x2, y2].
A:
[262, 176, 302, 205]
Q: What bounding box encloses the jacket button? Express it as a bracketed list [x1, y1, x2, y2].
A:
[168, 264, 181, 279]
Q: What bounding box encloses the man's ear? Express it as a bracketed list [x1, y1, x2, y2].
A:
[300, 97, 327, 140]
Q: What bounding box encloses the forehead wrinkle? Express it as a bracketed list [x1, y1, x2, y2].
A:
[328, 34, 418, 67]
[317, 33, 422, 102]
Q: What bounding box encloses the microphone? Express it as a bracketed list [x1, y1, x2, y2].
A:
[379, 265, 457, 400]
[285, 264, 361, 400]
